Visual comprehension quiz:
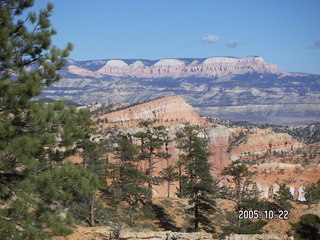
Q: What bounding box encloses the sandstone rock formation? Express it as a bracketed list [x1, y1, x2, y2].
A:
[97, 96, 207, 126]
[67, 56, 279, 79]
[228, 128, 304, 161]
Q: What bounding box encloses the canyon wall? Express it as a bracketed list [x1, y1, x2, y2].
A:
[96, 96, 318, 199]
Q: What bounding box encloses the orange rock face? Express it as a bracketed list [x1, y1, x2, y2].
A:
[229, 128, 304, 161]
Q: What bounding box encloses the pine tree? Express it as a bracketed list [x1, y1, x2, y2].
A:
[292, 214, 320, 240]
[175, 124, 200, 198]
[159, 165, 178, 198]
[221, 160, 259, 205]
[110, 136, 151, 225]
[274, 184, 294, 210]
[73, 138, 107, 227]
[221, 160, 264, 234]
[176, 125, 216, 232]
[133, 120, 170, 202]
[0, 1, 99, 238]
[304, 180, 320, 206]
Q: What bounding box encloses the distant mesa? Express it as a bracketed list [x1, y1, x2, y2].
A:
[154, 59, 185, 66]
[41, 55, 320, 126]
[66, 56, 279, 79]
[105, 59, 129, 67]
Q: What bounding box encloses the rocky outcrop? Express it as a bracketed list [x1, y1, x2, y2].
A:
[97, 96, 207, 126]
[54, 227, 212, 240]
[67, 56, 279, 79]
[228, 128, 304, 161]
[208, 126, 231, 173]
[254, 170, 320, 201]
[224, 234, 283, 240]
[119, 231, 212, 240]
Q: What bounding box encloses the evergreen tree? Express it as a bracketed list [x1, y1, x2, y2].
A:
[176, 125, 216, 232]
[292, 214, 320, 240]
[159, 165, 178, 198]
[304, 180, 320, 206]
[221, 160, 264, 234]
[221, 160, 259, 205]
[73, 139, 107, 227]
[175, 124, 200, 198]
[273, 184, 294, 210]
[133, 120, 170, 202]
[110, 136, 151, 225]
[0, 1, 99, 238]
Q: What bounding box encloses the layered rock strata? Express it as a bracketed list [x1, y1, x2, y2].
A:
[67, 56, 279, 79]
[97, 96, 207, 126]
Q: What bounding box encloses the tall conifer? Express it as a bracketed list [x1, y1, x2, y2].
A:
[176, 125, 216, 232]
[134, 120, 170, 202]
[110, 136, 150, 224]
[0, 1, 100, 238]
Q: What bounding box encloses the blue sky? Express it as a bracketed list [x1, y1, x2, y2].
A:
[33, 0, 320, 74]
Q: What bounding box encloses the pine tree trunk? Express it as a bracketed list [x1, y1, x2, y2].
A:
[90, 191, 96, 226]
[129, 205, 136, 225]
[167, 181, 170, 198]
[148, 154, 154, 203]
[178, 162, 182, 196]
[194, 202, 199, 232]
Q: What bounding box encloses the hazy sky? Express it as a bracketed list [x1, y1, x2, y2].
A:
[32, 0, 320, 74]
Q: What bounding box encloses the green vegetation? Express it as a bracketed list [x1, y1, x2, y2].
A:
[292, 214, 320, 240]
[273, 184, 294, 210]
[221, 161, 267, 236]
[304, 180, 320, 206]
[107, 136, 151, 225]
[159, 165, 179, 198]
[176, 125, 217, 232]
[221, 160, 259, 204]
[221, 218, 267, 236]
[133, 120, 170, 202]
[0, 0, 103, 238]
[1, 2, 318, 239]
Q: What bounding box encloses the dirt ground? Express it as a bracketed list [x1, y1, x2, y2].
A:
[53, 199, 320, 240]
